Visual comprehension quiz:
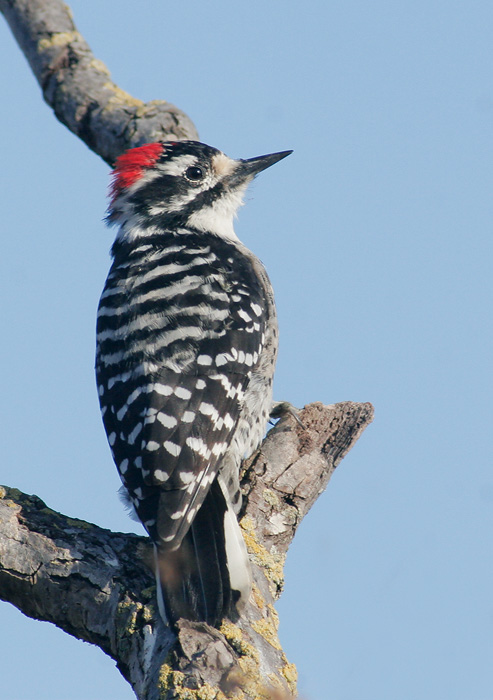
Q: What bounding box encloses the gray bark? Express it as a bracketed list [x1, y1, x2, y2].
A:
[0, 0, 198, 165]
[0, 403, 373, 699]
[1, 1, 375, 697]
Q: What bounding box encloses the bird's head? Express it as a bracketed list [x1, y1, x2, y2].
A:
[107, 140, 292, 244]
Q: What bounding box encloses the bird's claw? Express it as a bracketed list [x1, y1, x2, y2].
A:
[269, 401, 305, 428]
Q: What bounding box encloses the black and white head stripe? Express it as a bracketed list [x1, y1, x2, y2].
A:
[108, 140, 292, 242]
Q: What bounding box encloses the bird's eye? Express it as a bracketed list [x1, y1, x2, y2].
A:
[185, 166, 204, 182]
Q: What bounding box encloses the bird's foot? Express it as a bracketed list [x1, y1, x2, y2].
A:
[269, 400, 305, 428]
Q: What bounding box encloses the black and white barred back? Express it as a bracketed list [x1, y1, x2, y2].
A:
[96, 141, 290, 626]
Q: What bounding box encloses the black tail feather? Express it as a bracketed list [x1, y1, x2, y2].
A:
[155, 477, 245, 627]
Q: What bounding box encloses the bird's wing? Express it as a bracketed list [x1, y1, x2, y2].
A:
[100, 260, 268, 550]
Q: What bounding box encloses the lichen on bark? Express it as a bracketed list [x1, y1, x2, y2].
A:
[0, 2, 375, 697]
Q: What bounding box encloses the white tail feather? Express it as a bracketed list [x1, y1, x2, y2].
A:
[217, 475, 252, 609]
[153, 544, 169, 625]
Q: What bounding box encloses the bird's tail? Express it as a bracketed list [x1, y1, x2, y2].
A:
[153, 475, 252, 627]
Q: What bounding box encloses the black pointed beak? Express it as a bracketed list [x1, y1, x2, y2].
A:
[235, 150, 293, 182]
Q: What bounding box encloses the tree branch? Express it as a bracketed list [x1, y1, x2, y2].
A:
[0, 402, 373, 699]
[0, 0, 198, 165]
[1, 2, 375, 697]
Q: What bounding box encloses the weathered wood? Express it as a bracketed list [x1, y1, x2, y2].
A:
[0, 0, 198, 165]
[0, 402, 373, 699]
[1, 2, 375, 696]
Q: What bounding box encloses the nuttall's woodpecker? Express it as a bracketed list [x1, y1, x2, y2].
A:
[96, 140, 291, 626]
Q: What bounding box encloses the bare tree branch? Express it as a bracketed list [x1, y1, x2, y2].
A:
[0, 0, 198, 165]
[0, 403, 373, 699]
[1, 2, 375, 697]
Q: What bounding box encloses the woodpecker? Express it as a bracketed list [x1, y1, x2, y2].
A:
[96, 140, 291, 626]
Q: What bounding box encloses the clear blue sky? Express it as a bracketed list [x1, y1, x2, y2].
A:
[1, 1, 492, 698]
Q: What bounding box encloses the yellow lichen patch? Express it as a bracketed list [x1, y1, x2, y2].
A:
[135, 102, 156, 117]
[266, 673, 285, 693]
[251, 582, 266, 611]
[102, 83, 143, 108]
[158, 665, 184, 695]
[89, 58, 111, 76]
[158, 661, 174, 690]
[146, 98, 170, 108]
[280, 661, 298, 694]
[38, 31, 81, 52]
[216, 648, 293, 700]
[262, 488, 281, 508]
[240, 516, 285, 595]
[116, 598, 154, 637]
[235, 658, 287, 700]
[251, 617, 282, 651]
[267, 604, 280, 630]
[116, 599, 141, 635]
[4, 500, 20, 509]
[219, 620, 259, 661]
[1, 489, 45, 512]
[158, 663, 229, 700]
[236, 658, 262, 691]
[141, 603, 154, 623]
